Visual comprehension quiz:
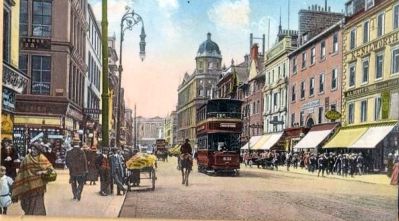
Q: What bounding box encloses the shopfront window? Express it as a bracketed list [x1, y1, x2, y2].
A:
[374, 97, 381, 121]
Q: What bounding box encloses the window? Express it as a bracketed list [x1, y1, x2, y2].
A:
[300, 111, 304, 126]
[376, 53, 384, 79]
[273, 93, 278, 109]
[331, 69, 338, 90]
[350, 29, 356, 50]
[365, 0, 374, 11]
[318, 107, 324, 124]
[278, 66, 281, 79]
[292, 57, 297, 74]
[302, 52, 307, 68]
[291, 85, 296, 101]
[20, 0, 29, 37]
[291, 113, 295, 127]
[300, 81, 305, 99]
[349, 63, 356, 87]
[333, 32, 339, 53]
[3, 8, 11, 62]
[362, 58, 369, 83]
[33, 0, 52, 37]
[320, 41, 326, 59]
[393, 47, 399, 74]
[331, 104, 337, 111]
[395, 5, 399, 29]
[377, 13, 385, 37]
[19, 54, 28, 75]
[31, 56, 51, 95]
[319, 74, 325, 93]
[361, 100, 368, 122]
[348, 103, 354, 124]
[309, 78, 315, 96]
[375, 97, 381, 120]
[310, 48, 316, 65]
[363, 21, 369, 43]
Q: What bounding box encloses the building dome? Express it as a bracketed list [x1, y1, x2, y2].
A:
[196, 33, 222, 58]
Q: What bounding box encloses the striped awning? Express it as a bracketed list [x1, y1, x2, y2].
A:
[350, 124, 396, 148]
[241, 136, 262, 150]
[323, 127, 368, 149]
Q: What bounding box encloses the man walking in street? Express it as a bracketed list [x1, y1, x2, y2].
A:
[109, 147, 126, 195]
[96, 150, 111, 196]
[65, 137, 88, 201]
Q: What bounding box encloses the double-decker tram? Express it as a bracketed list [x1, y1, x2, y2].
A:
[196, 99, 243, 176]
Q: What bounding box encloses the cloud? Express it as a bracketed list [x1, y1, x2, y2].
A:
[91, 0, 134, 26]
[208, 0, 250, 31]
[156, 0, 179, 13]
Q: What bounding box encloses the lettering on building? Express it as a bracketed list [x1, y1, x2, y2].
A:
[20, 37, 51, 50]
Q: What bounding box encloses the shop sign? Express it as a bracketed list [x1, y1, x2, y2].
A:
[3, 63, 28, 94]
[48, 135, 64, 139]
[20, 37, 51, 50]
[381, 90, 390, 120]
[345, 78, 399, 99]
[2, 88, 15, 112]
[348, 30, 399, 60]
[220, 123, 236, 128]
[301, 100, 320, 111]
[66, 106, 83, 121]
[84, 108, 101, 114]
[325, 110, 342, 120]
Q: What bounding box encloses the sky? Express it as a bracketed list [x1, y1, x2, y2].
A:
[88, 0, 346, 118]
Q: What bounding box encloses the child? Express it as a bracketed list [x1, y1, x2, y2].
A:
[0, 166, 13, 214]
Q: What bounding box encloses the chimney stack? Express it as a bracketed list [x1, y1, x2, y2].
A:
[250, 44, 259, 61]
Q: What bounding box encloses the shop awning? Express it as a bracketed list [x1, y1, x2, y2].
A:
[323, 127, 368, 149]
[258, 132, 283, 150]
[294, 123, 338, 149]
[252, 135, 271, 150]
[241, 136, 261, 150]
[350, 124, 396, 148]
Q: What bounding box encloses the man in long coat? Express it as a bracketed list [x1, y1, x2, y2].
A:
[65, 138, 88, 201]
[109, 148, 126, 195]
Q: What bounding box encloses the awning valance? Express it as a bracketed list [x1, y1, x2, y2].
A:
[241, 136, 261, 150]
[294, 130, 333, 149]
[252, 135, 271, 150]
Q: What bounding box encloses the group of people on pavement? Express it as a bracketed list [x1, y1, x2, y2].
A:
[0, 136, 132, 216]
[242, 150, 388, 178]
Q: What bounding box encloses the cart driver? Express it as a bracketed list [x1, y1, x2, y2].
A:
[180, 139, 192, 156]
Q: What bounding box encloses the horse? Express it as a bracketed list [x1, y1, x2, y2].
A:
[180, 153, 192, 186]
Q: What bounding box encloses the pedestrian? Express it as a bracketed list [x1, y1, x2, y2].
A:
[96, 150, 111, 196]
[286, 152, 292, 171]
[317, 154, 326, 177]
[0, 166, 13, 214]
[341, 154, 348, 177]
[85, 147, 99, 185]
[65, 137, 88, 201]
[109, 147, 126, 195]
[12, 142, 55, 215]
[356, 153, 364, 176]
[1, 140, 19, 180]
[390, 156, 399, 218]
[334, 154, 342, 175]
[387, 153, 394, 177]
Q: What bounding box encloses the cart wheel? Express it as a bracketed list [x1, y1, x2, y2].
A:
[151, 168, 156, 191]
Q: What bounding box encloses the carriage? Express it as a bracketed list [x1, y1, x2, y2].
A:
[125, 154, 157, 191]
[196, 99, 242, 176]
[155, 139, 168, 162]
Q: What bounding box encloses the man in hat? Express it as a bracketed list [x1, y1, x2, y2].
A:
[65, 137, 88, 201]
[109, 147, 126, 195]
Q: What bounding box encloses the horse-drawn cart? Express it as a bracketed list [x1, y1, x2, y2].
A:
[126, 153, 157, 191]
[155, 139, 168, 162]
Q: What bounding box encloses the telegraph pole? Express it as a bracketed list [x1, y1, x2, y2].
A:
[101, 0, 109, 150]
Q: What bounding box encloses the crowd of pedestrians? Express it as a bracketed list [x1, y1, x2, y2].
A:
[242, 150, 385, 178]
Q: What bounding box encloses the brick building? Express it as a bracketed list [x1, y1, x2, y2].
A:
[217, 58, 249, 99]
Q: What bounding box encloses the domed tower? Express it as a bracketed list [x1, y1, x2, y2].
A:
[196, 33, 222, 74]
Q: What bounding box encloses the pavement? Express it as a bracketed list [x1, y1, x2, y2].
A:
[4, 169, 125, 218]
[240, 163, 392, 185]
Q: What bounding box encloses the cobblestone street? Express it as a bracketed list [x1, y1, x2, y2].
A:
[120, 159, 397, 221]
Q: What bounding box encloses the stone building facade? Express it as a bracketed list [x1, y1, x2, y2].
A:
[163, 111, 177, 146]
[263, 30, 298, 134]
[15, 0, 88, 157]
[288, 21, 343, 129]
[137, 116, 164, 147]
[177, 33, 222, 145]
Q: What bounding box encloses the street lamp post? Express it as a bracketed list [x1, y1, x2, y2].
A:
[116, 7, 146, 148]
[101, 0, 110, 151]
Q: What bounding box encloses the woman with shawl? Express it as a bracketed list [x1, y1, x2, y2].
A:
[12, 142, 54, 215]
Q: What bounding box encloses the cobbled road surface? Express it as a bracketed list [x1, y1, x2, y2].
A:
[119, 158, 397, 221]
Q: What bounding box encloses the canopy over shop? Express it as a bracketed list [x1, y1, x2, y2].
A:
[293, 123, 339, 152]
[323, 121, 398, 171]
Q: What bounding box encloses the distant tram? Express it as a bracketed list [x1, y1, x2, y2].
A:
[196, 99, 242, 176]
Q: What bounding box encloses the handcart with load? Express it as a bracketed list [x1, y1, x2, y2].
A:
[125, 153, 157, 191]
